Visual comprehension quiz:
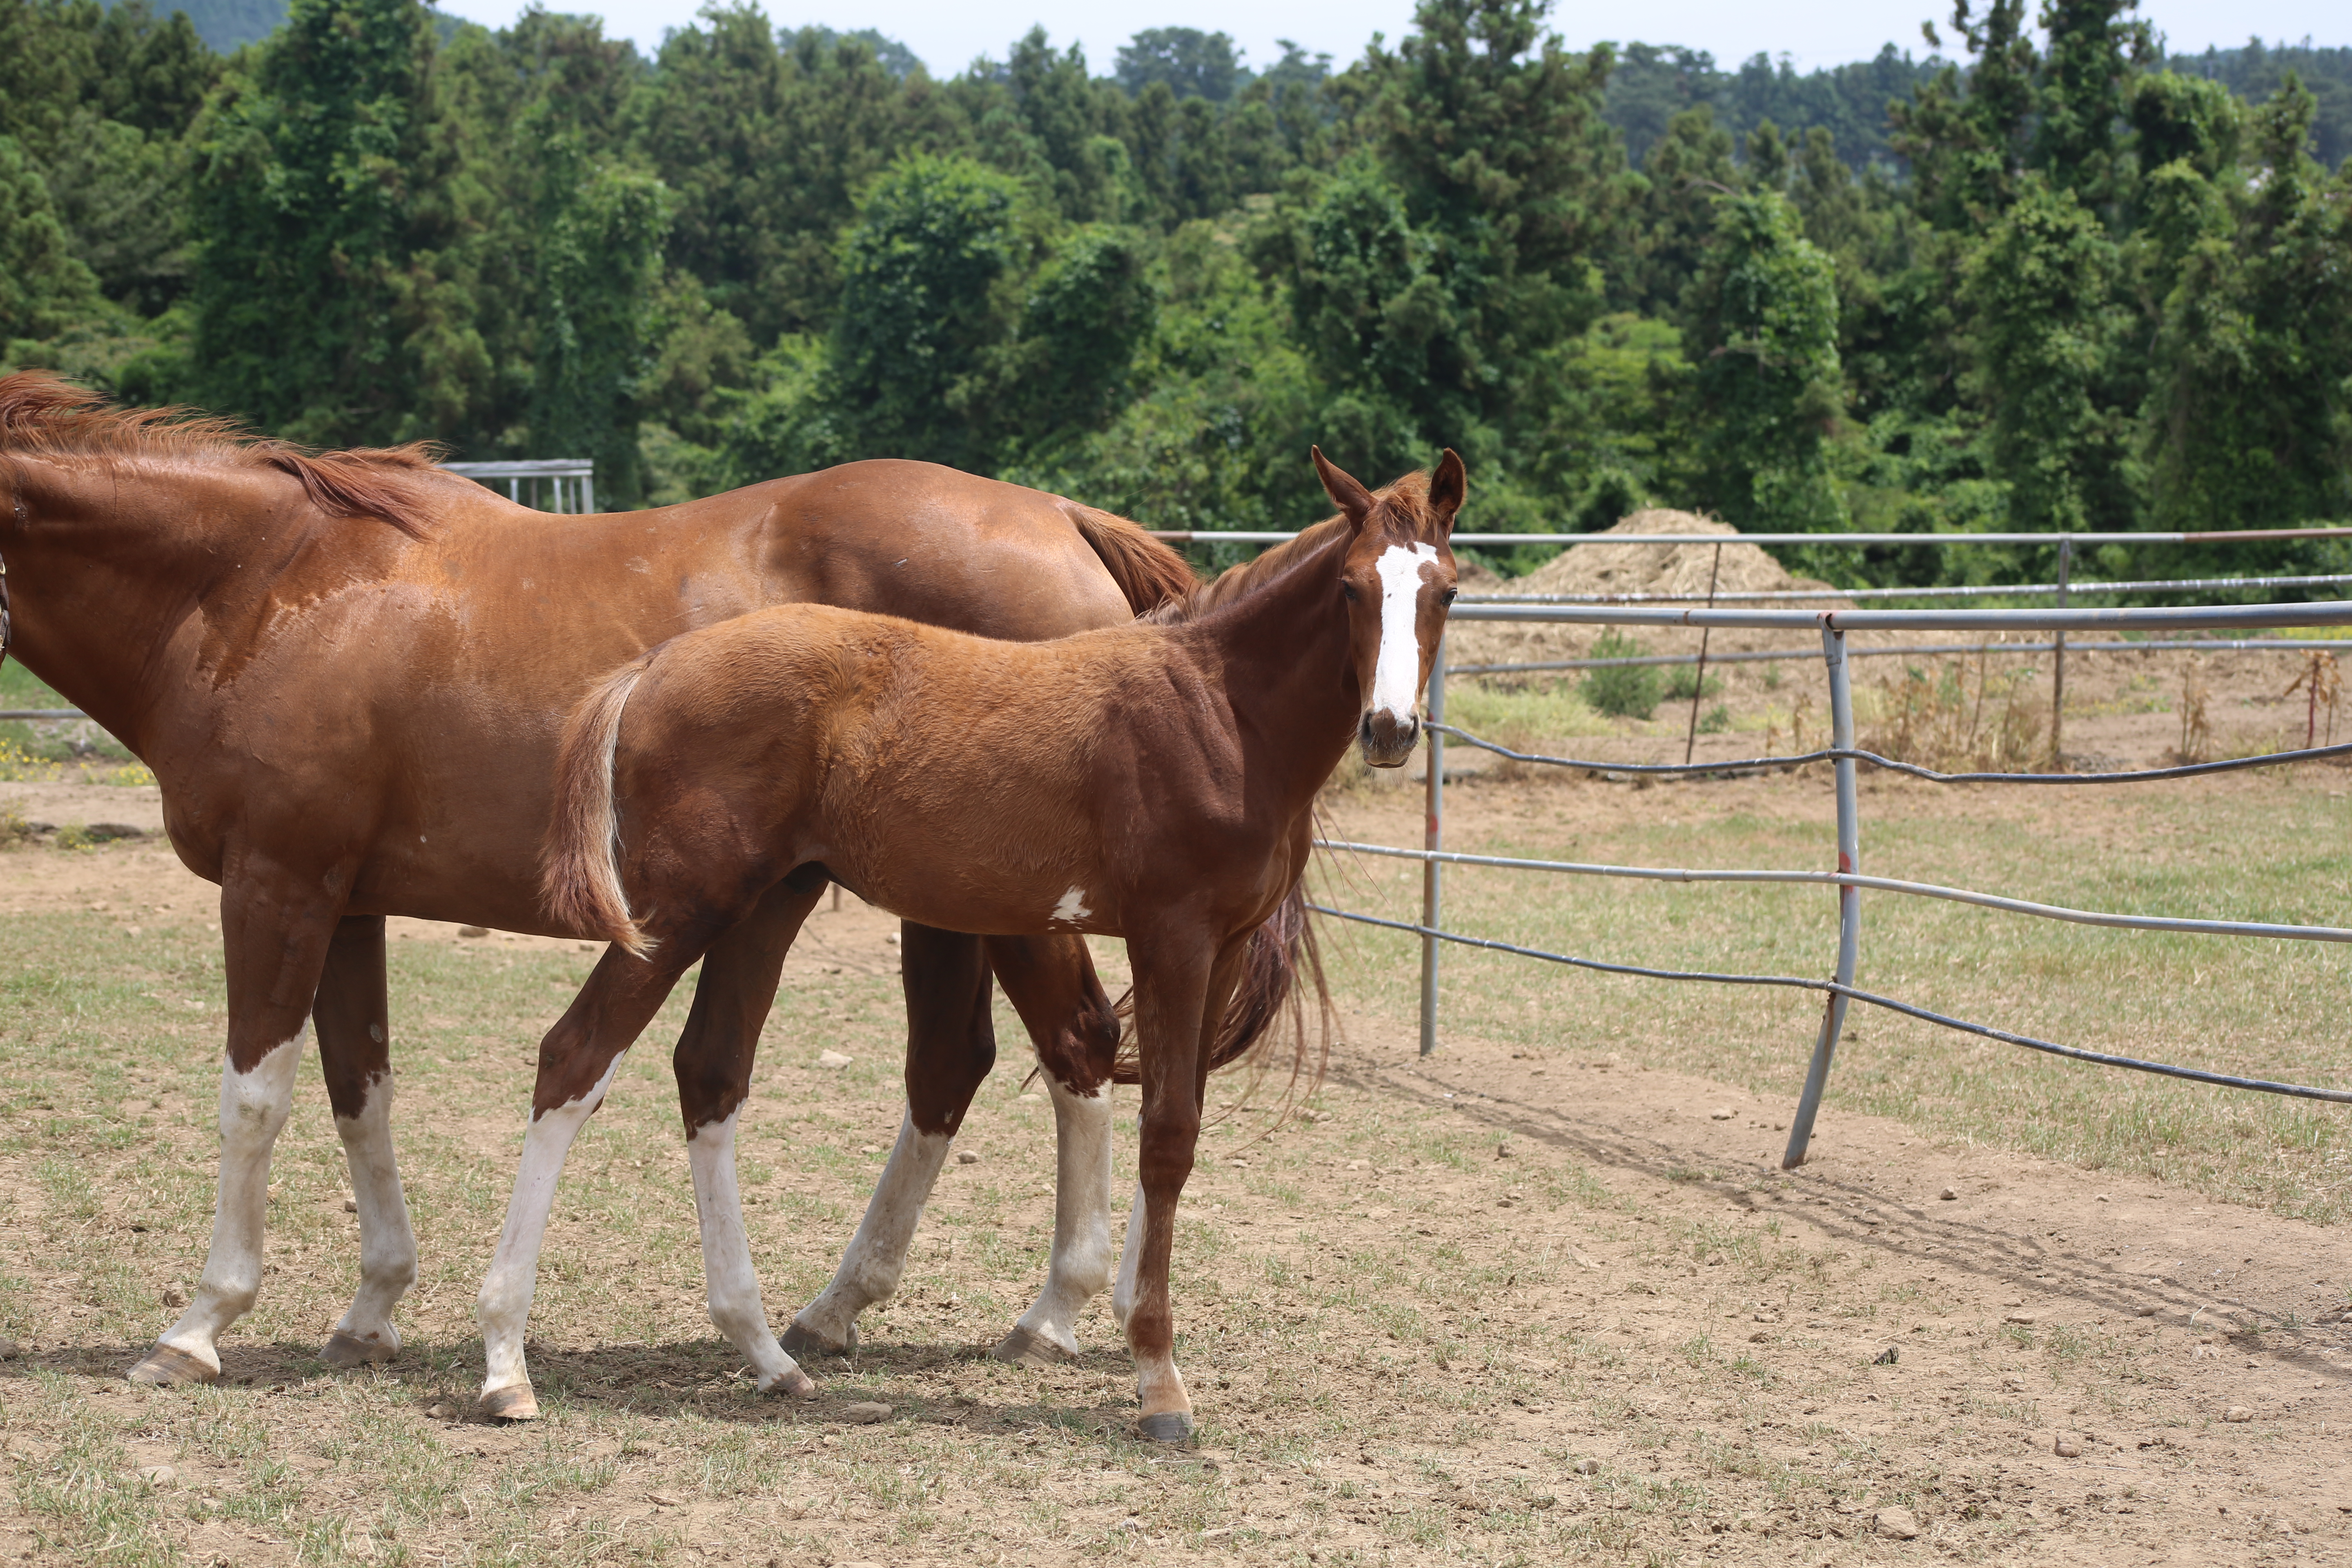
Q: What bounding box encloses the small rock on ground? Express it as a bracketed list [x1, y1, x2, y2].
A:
[0, 1338, 19, 1360]
[2055, 1433, 2084, 1457]
[2225, 1405, 2254, 1423]
[956, 1151, 980, 1164]
[840, 1401, 893, 1425]
[1875, 1506, 1920, 1540]
[1939, 1186, 1958, 1201]
[137, 1464, 176, 1486]
[816, 1050, 853, 1069]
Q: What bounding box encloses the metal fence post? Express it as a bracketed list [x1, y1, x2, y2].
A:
[1782, 626, 1862, 1168]
[1420, 633, 1447, 1056]
[2052, 536, 2074, 764]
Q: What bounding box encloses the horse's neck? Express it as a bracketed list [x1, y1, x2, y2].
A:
[1189, 535, 1363, 812]
[10, 462, 275, 747]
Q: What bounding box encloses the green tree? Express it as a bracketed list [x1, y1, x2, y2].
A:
[1890, 0, 2038, 227]
[185, 0, 441, 443]
[530, 163, 670, 506]
[1967, 173, 2132, 532]
[0, 133, 106, 345]
[1687, 191, 1846, 530]
[2031, 0, 2149, 205]
[824, 154, 1037, 471]
[2140, 78, 2352, 531]
[1114, 28, 1242, 102]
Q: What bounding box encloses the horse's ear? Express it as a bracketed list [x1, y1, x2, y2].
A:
[1311, 446, 1376, 530]
[1428, 449, 1466, 536]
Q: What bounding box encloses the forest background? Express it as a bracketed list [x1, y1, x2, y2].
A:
[3, 0, 2350, 585]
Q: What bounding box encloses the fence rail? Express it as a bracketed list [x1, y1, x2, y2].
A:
[1152, 526, 2352, 547]
[440, 459, 595, 514]
[1323, 600, 2352, 1169]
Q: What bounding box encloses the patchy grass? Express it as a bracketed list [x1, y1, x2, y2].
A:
[1318, 768, 2352, 1224]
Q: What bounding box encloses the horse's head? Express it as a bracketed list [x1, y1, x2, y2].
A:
[1314, 445, 1466, 768]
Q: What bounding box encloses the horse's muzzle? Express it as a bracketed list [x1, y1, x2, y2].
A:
[1359, 709, 1420, 768]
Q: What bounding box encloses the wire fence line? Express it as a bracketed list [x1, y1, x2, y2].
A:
[1323, 601, 2352, 1169]
[1459, 571, 2352, 606]
[1450, 637, 2348, 676]
[1306, 904, 2352, 1106]
[1425, 723, 2352, 784]
[1315, 837, 2352, 943]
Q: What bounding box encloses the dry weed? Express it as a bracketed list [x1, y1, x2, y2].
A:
[1866, 655, 2046, 771]
[2178, 657, 2214, 763]
[2282, 649, 2341, 749]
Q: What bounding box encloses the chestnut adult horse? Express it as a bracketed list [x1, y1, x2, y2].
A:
[0, 371, 1301, 1395]
[537, 448, 1463, 1440]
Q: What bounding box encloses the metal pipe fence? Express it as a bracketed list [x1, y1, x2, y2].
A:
[439, 459, 595, 514]
[1458, 571, 2352, 605]
[1313, 597, 2352, 1168]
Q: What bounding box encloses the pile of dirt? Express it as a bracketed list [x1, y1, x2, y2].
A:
[1448, 510, 1849, 679]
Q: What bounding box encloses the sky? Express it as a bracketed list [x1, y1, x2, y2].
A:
[430, 0, 2346, 76]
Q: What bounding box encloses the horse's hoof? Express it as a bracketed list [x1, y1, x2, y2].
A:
[1137, 1410, 1196, 1446]
[319, 1330, 398, 1368]
[125, 1343, 216, 1388]
[479, 1384, 539, 1423]
[779, 1319, 855, 1359]
[990, 1325, 1076, 1369]
[761, 1365, 818, 1400]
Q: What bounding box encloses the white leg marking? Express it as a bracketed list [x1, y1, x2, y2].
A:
[1010, 1077, 1116, 1355]
[1110, 1173, 1146, 1335]
[687, 1108, 806, 1393]
[793, 1109, 950, 1347]
[330, 1075, 417, 1353]
[156, 1026, 310, 1371]
[477, 1053, 625, 1401]
[1370, 541, 1440, 724]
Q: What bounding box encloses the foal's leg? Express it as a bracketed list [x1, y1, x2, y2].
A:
[985, 934, 1123, 1367]
[129, 859, 345, 1386]
[312, 916, 419, 1368]
[1123, 932, 1250, 1444]
[783, 922, 995, 1357]
[477, 942, 704, 1420]
[672, 878, 826, 1396]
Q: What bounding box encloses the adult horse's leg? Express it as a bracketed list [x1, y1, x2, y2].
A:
[311, 916, 419, 1368]
[984, 933, 1123, 1368]
[782, 922, 995, 1358]
[477, 940, 709, 1420]
[1122, 931, 1250, 1445]
[129, 860, 346, 1385]
[671, 878, 826, 1397]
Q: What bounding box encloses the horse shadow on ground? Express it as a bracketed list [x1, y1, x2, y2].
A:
[0, 1336, 1161, 1441]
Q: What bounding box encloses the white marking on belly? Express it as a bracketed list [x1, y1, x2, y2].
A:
[1051, 886, 1092, 926]
[1372, 542, 1439, 722]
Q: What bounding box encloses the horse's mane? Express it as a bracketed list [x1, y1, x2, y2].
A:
[0, 371, 443, 539]
[1144, 470, 1436, 626]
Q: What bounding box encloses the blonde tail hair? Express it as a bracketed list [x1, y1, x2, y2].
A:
[542, 662, 653, 956]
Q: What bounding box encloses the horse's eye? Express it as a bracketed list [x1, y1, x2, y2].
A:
[1442, 588, 1458, 604]
[1342, 583, 1359, 603]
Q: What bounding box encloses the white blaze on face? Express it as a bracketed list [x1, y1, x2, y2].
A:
[1371, 542, 1441, 723]
[1050, 886, 1092, 926]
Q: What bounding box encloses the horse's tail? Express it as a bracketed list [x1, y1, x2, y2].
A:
[1064, 502, 1199, 616]
[1108, 879, 1332, 1111]
[543, 659, 654, 957]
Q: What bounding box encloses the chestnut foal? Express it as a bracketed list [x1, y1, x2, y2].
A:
[528, 449, 1462, 1439]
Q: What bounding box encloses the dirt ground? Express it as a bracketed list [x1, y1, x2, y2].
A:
[0, 759, 2348, 1567]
